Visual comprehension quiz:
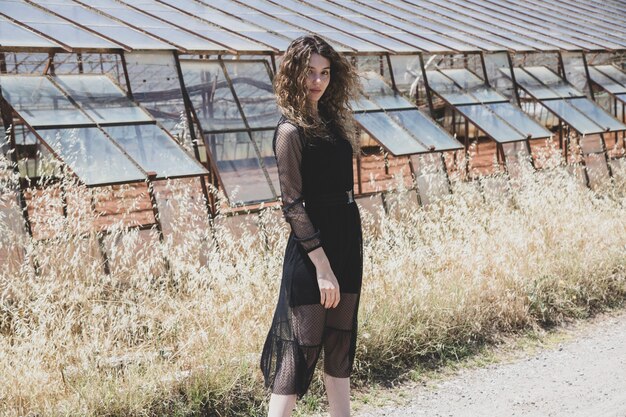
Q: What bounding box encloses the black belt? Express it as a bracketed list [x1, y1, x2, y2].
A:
[305, 190, 355, 208]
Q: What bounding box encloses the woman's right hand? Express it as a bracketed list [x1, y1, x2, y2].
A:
[308, 247, 341, 308]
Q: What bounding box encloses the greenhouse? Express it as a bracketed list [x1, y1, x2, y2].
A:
[1, 0, 625, 266]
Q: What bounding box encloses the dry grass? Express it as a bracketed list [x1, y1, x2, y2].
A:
[1, 143, 625, 416]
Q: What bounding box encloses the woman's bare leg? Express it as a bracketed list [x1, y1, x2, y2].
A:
[268, 394, 296, 417]
[324, 373, 350, 417]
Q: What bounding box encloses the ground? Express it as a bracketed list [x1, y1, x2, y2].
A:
[344, 308, 626, 417]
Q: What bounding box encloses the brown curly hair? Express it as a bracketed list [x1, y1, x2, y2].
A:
[274, 35, 360, 152]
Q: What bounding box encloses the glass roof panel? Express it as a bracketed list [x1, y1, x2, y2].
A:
[485, 102, 552, 139]
[54, 75, 153, 125]
[350, 95, 380, 112]
[425, 70, 479, 105]
[615, 93, 626, 104]
[440, 68, 508, 103]
[359, 71, 413, 109]
[0, 0, 119, 49]
[0, 16, 60, 48]
[522, 66, 584, 98]
[208, 132, 275, 204]
[38, 127, 145, 185]
[587, 67, 626, 94]
[387, 109, 463, 151]
[0, 75, 92, 128]
[354, 112, 428, 155]
[541, 100, 604, 135]
[509, 68, 560, 100]
[455, 104, 527, 143]
[103, 124, 208, 179]
[594, 65, 626, 86]
[31, 1, 173, 49]
[180, 61, 246, 132]
[222, 61, 280, 129]
[566, 98, 626, 133]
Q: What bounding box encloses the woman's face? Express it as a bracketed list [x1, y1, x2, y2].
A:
[306, 52, 331, 103]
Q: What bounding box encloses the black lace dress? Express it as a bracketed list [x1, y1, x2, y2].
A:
[260, 116, 363, 398]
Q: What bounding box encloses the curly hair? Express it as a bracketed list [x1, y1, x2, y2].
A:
[274, 35, 360, 152]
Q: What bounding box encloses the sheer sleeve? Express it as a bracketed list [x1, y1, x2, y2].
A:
[274, 122, 322, 253]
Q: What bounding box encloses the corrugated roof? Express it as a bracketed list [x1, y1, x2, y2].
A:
[0, 0, 625, 54]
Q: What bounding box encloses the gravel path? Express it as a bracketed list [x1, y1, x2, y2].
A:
[354, 310, 626, 417]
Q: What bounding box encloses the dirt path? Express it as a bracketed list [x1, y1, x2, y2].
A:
[353, 310, 626, 417]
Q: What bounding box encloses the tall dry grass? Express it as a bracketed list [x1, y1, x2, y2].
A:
[0, 141, 625, 416]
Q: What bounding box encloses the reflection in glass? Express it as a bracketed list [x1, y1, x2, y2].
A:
[181, 61, 246, 132]
[485, 103, 552, 139]
[207, 132, 274, 203]
[355, 112, 428, 155]
[360, 71, 413, 109]
[350, 95, 380, 112]
[542, 100, 604, 135]
[441, 69, 506, 103]
[587, 67, 626, 94]
[592, 66, 626, 86]
[55, 75, 152, 125]
[223, 61, 280, 128]
[250, 130, 279, 194]
[104, 125, 207, 179]
[388, 110, 462, 151]
[40, 128, 145, 185]
[567, 98, 626, 133]
[456, 104, 526, 143]
[0, 76, 91, 128]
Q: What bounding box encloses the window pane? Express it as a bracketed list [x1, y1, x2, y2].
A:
[616, 93, 626, 104]
[250, 130, 279, 193]
[594, 65, 626, 87]
[567, 98, 626, 133]
[523, 67, 584, 98]
[387, 109, 463, 151]
[485, 103, 552, 139]
[510, 68, 561, 100]
[355, 112, 428, 155]
[180, 61, 246, 131]
[0, 16, 59, 48]
[360, 71, 413, 109]
[0, 76, 92, 128]
[54, 75, 153, 125]
[350, 96, 380, 112]
[441, 68, 507, 103]
[207, 132, 274, 203]
[223, 61, 280, 128]
[38, 128, 145, 185]
[587, 67, 626, 94]
[541, 100, 604, 135]
[104, 125, 207, 179]
[456, 104, 526, 143]
[426, 70, 479, 105]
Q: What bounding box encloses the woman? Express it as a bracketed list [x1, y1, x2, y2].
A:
[260, 35, 362, 417]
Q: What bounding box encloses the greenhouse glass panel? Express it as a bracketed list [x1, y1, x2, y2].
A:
[180, 61, 246, 132]
[541, 100, 604, 135]
[587, 67, 626, 94]
[0, 1, 118, 49]
[425, 70, 479, 105]
[55, 75, 153, 125]
[103, 125, 207, 178]
[250, 130, 279, 193]
[0, 76, 92, 128]
[455, 105, 526, 143]
[0, 16, 60, 48]
[350, 96, 380, 112]
[388, 109, 463, 151]
[595, 65, 626, 86]
[510, 68, 560, 100]
[354, 112, 428, 155]
[125, 52, 187, 133]
[522, 67, 584, 98]
[485, 103, 552, 139]
[615, 93, 626, 104]
[223, 61, 280, 129]
[360, 72, 413, 109]
[440, 69, 507, 103]
[207, 132, 274, 203]
[567, 98, 626, 132]
[39, 128, 145, 185]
